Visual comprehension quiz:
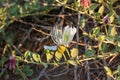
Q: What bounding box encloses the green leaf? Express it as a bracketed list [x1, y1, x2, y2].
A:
[79, 15, 86, 28]
[0, 70, 4, 77]
[117, 16, 120, 24]
[117, 76, 120, 80]
[89, 10, 94, 14]
[110, 15, 114, 23]
[32, 53, 41, 62]
[85, 50, 95, 57]
[94, 12, 101, 16]
[115, 45, 120, 52]
[15, 56, 22, 61]
[49, 0, 55, 4]
[92, 27, 100, 36]
[24, 51, 30, 59]
[23, 66, 33, 77]
[105, 36, 115, 44]
[15, 68, 20, 75]
[104, 66, 113, 78]
[0, 57, 7, 67]
[83, 32, 89, 36]
[98, 0, 104, 3]
[71, 48, 78, 59]
[68, 60, 77, 66]
[117, 65, 120, 75]
[8, 5, 20, 16]
[57, 46, 66, 53]
[42, 62, 48, 68]
[89, 3, 99, 10]
[63, 0, 68, 4]
[111, 0, 118, 4]
[24, 51, 41, 62]
[19, 6, 25, 14]
[112, 70, 118, 75]
[99, 42, 108, 53]
[98, 34, 105, 41]
[0, 25, 5, 32]
[108, 26, 117, 36]
[46, 52, 53, 62]
[0, 8, 4, 14]
[55, 51, 62, 61]
[3, 32, 14, 44]
[98, 5, 104, 15]
[81, 19, 86, 28]
[118, 42, 120, 47]
[108, 11, 114, 17]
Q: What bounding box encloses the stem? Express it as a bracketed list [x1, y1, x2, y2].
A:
[66, 48, 71, 58]
[76, 13, 80, 48]
[83, 17, 90, 80]
[18, 53, 117, 65]
[74, 12, 80, 80]
[74, 64, 78, 80]
[16, 65, 29, 80]
[104, 25, 108, 36]
[62, 53, 67, 61]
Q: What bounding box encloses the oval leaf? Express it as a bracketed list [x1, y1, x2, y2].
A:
[58, 46, 66, 53]
[98, 5, 104, 15]
[68, 60, 77, 66]
[32, 53, 41, 62]
[104, 66, 113, 78]
[55, 51, 62, 61]
[92, 27, 100, 36]
[71, 48, 78, 59]
[46, 52, 53, 62]
[85, 50, 95, 57]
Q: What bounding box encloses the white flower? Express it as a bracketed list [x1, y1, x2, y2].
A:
[51, 25, 77, 46]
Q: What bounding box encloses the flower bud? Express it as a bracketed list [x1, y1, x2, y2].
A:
[102, 16, 110, 24]
[9, 55, 16, 70]
[80, 0, 91, 9]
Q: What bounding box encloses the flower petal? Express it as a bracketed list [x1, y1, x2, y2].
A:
[51, 25, 77, 46]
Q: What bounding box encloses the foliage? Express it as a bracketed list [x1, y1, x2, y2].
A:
[0, 0, 120, 79]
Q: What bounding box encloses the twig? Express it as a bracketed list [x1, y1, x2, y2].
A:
[71, 41, 98, 48]
[85, 60, 90, 80]
[55, 6, 65, 26]
[36, 67, 47, 80]
[74, 65, 78, 80]
[52, 69, 69, 77]
[44, 73, 51, 80]
[76, 13, 80, 48]
[48, 67, 79, 77]
[11, 43, 23, 55]
[10, 17, 52, 31]
[16, 65, 29, 80]
[18, 27, 33, 48]
[84, 20, 91, 80]
[0, 64, 9, 78]
[108, 55, 117, 66]
[74, 13, 81, 80]
[102, 53, 111, 80]
[2, 32, 22, 55]
[32, 27, 50, 36]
